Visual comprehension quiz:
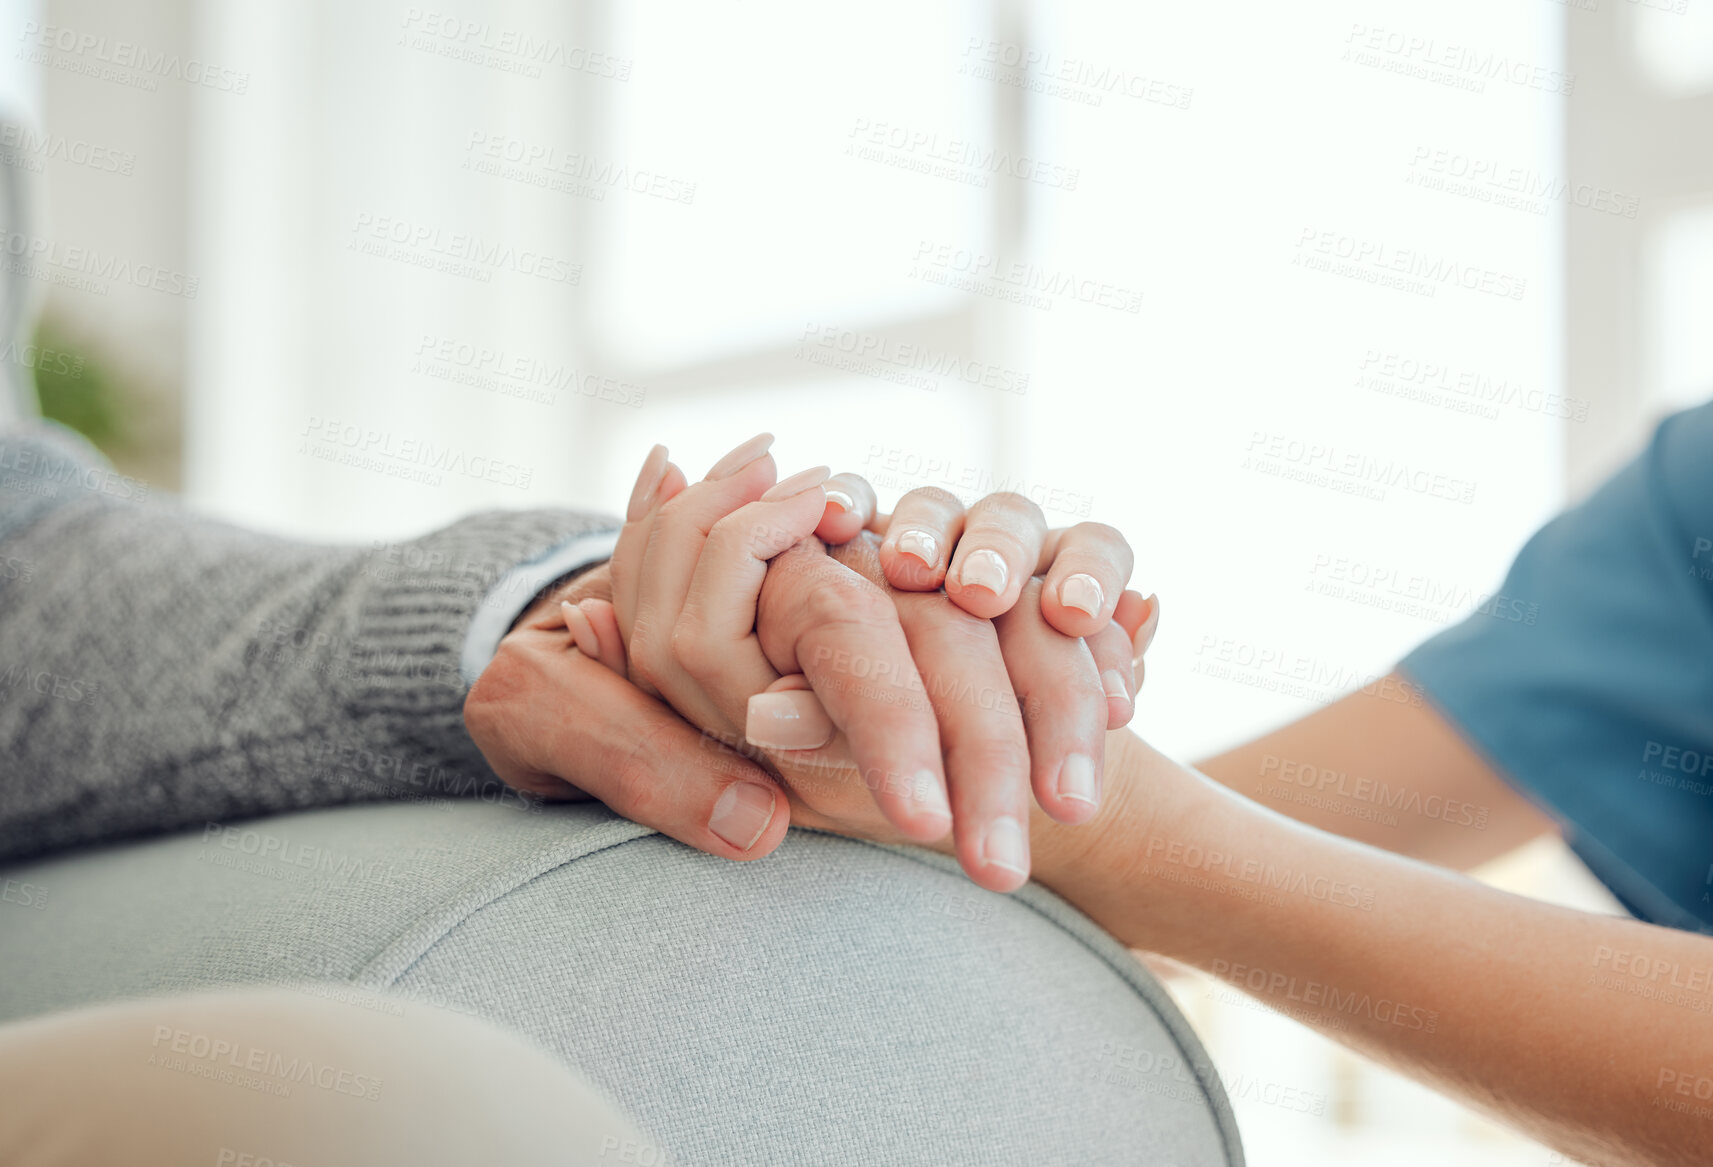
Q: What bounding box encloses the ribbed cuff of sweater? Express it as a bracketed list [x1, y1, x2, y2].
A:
[347, 509, 619, 784]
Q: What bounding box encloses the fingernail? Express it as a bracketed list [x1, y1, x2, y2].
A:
[745, 690, 836, 750]
[1132, 594, 1160, 667]
[709, 782, 777, 851]
[907, 768, 952, 824]
[958, 548, 1008, 594]
[1060, 573, 1104, 618]
[760, 465, 831, 502]
[1101, 669, 1129, 705]
[980, 816, 1029, 878]
[561, 601, 598, 658]
[706, 432, 775, 480]
[626, 444, 669, 521]
[1057, 753, 1098, 807]
[824, 488, 856, 513]
[894, 528, 938, 567]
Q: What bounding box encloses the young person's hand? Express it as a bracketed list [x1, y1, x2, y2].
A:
[810, 474, 1157, 658]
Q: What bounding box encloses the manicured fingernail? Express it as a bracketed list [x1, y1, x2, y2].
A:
[958, 548, 1008, 594]
[561, 601, 598, 658]
[824, 488, 856, 513]
[980, 816, 1029, 878]
[1101, 669, 1129, 705]
[709, 782, 777, 851]
[706, 432, 774, 480]
[626, 444, 669, 521]
[745, 690, 836, 750]
[907, 769, 952, 824]
[1132, 594, 1160, 667]
[760, 465, 831, 502]
[1057, 753, 1098, 807]
[1060, 573, 1104, 618]
[894, 528, 938, 567]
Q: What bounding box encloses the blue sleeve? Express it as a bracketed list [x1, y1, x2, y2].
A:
[1399, 400, 1713, 934]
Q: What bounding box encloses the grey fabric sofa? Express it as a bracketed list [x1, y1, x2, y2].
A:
[0, 799, 1244, 1165]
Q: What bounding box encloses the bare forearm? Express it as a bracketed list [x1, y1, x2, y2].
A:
[1042, 732, 1713, 1167]
[1194, 672, 1554, 870]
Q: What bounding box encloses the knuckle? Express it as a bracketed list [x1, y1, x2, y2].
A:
[610, 752, 662, 824]
[669, 618, 718, 680]
[1069, 520, 1122, 542]
[804, 572, 893, 629]
[627, 628, 672, 692]
[974, 491, 1045, 528]
[900, 485, 962, 514]
[462, 649, 523, 737]
[945, 735, 1030, 782]
[1066, 521, 1132, 567]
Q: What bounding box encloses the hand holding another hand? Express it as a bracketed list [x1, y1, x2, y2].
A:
[467, 435, 1158, 892]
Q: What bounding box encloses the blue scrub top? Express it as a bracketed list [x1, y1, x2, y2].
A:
[1400, 400, 1713, 934]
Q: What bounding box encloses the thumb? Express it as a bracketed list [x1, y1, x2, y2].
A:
[468, 635, 790, 860]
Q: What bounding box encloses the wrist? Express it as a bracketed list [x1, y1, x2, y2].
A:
[513, 561, 613, 633]
[1029, 729, 1232, 953]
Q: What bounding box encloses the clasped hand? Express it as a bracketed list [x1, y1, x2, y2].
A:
[466, 435, 1156, 892]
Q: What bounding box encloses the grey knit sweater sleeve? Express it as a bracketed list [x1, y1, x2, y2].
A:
[0, 423, 618, 863]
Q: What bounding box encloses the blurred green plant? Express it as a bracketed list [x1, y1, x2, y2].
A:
[27, 318, 122, 447]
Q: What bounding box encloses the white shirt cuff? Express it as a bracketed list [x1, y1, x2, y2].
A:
[459, 528, 619, 685]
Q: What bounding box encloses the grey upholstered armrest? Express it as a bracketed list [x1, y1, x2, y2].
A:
[0, 801, 1243, 1166]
